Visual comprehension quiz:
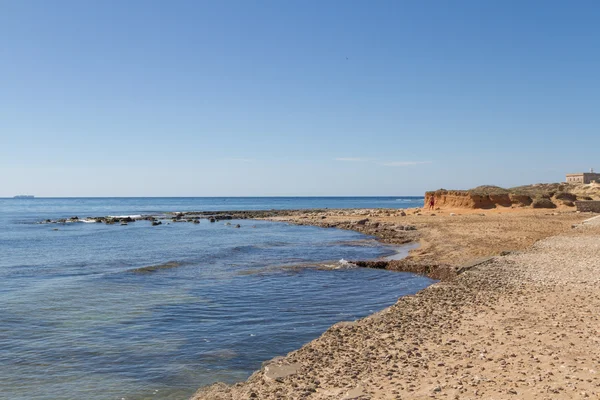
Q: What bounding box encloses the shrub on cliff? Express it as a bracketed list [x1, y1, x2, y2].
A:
[468, 185, 509, 195]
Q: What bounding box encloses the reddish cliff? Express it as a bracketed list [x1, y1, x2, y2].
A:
[423, 184, 596, 210]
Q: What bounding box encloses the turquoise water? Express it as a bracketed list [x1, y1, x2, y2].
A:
[0, 197, 432, 400]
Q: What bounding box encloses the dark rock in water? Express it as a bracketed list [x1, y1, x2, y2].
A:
[45, 219, 52, 223]
[152, 221, 162, 226]
[209, 218, 216, 223]
[106, 219, 115, 225]
[129, 261, 181, 273]
[193, 219, 200, 224]
[70, 216, 79, 221]
[95, 218, 103, 223]
[57, 219, 67, 224]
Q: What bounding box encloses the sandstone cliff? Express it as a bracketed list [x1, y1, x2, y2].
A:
[425, 183, 600, 210]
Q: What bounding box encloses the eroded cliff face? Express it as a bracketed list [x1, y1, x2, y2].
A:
[425, 190, 536, 209]
[424, 183, 599, 210]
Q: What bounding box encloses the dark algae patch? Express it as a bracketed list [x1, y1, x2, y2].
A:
[129, 261, 182, 273]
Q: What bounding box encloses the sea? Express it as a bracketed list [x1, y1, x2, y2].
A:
[0, 197, 433, 400]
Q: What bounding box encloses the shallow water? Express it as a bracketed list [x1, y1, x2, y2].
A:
[0, 198, 433, 400]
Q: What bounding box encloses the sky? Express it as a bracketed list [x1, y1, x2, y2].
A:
[1, 0, 599, 197]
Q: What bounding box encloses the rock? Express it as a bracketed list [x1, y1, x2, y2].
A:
[554, 192, 577, 201]
[263, 362, 301, 382]
[152, 221, 162, 226]
[562, 200, 575, 207]
[531, 198, 557, 209]
[193, 219, 200, 224]
[400, 211, 407, 216]
[209, 218, 216, 223]
[356, 218, 369, 225]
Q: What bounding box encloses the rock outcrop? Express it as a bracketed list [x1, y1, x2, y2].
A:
[425, 182, 599, 210]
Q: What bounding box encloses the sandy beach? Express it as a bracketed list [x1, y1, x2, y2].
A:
[191, 208, 600, 399]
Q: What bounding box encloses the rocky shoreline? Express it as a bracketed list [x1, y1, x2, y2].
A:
[38, 207, 600, 399]
[188, 207, 599, 399]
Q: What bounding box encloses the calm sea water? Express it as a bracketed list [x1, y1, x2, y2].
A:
[0, 197, 432, 400]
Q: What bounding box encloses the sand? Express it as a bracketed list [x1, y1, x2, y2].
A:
[191, 208, 600, 399]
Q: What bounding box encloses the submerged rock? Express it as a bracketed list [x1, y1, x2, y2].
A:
[129, 261, 181, 273]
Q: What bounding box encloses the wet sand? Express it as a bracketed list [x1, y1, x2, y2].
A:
[191, 208, 600, 399]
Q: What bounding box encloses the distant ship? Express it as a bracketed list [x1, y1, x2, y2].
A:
[13, 195, 35, 199]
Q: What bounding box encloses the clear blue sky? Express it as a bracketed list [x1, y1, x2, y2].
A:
[1, 0, 599, 196]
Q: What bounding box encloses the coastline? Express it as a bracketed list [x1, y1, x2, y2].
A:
[190, 207, 600, 399]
